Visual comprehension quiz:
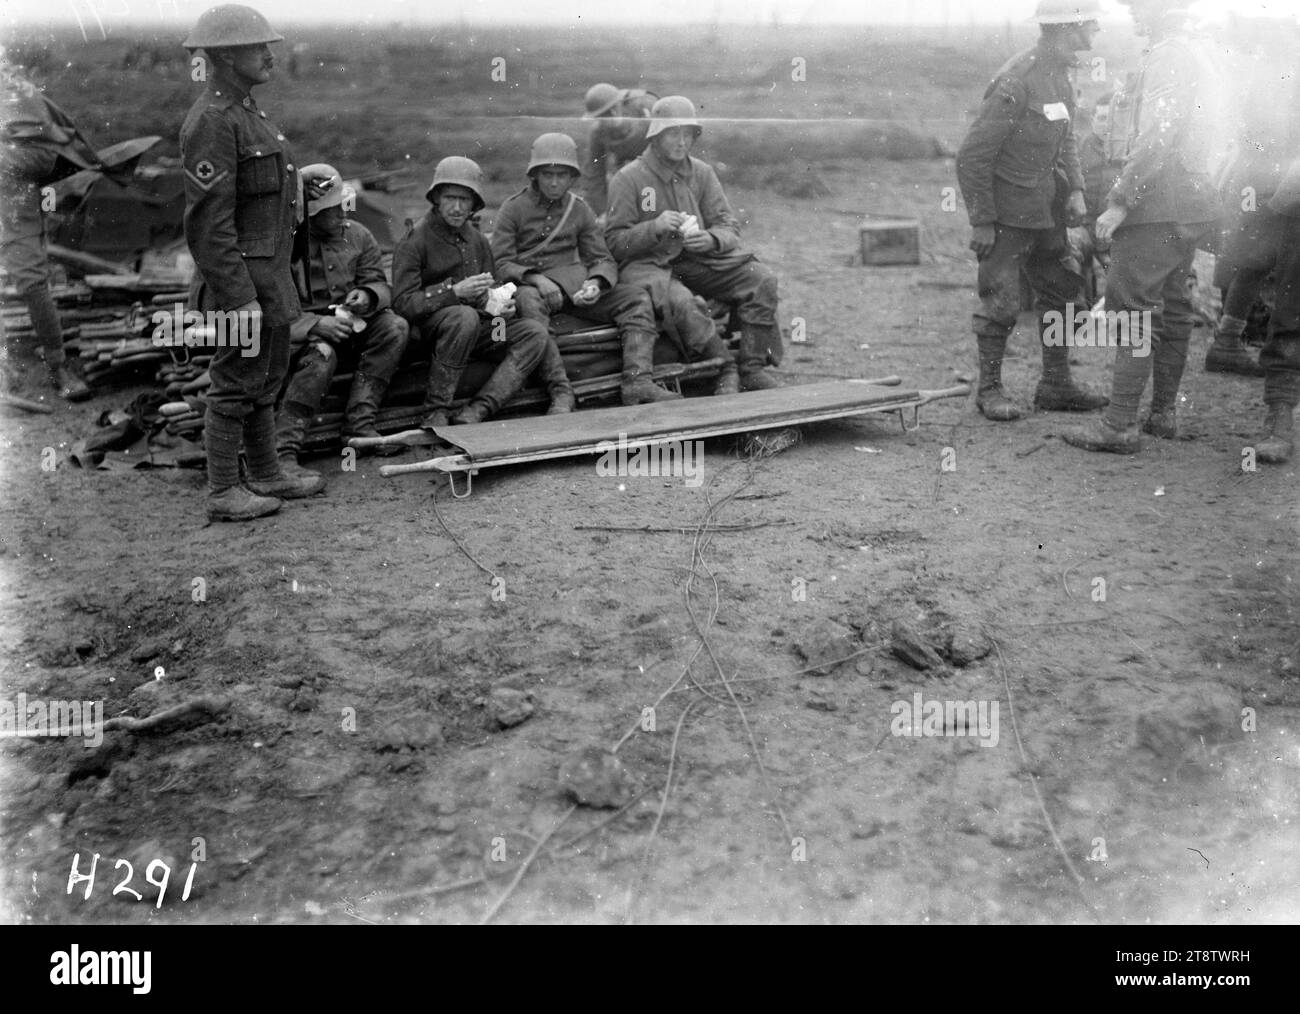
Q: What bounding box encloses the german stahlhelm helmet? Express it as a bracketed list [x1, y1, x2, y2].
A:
[583, 83, 626, 119]
[425, 156, 485, 212]
[183, 5, 284, 49]
[1031, 0, 1104, 23]
[645, 96, 702, 140]
[527, 133, 581, 175]
[301, 163, 357, 217]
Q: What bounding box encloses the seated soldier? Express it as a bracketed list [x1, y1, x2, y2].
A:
[392, 156, 547, 428]
[275, 163, 409, 472]
[492, 132, 679, 408]
[605, 95, 781, 392]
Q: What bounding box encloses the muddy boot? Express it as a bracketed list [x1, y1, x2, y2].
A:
[273, 410, 325, 477]
[1062, 416, 1141, 454]
[50, 360, 93, 402]
[974, 335, 1020, 420]
[738, 324, 781, 391]
[244, 405, 325, 498]
[1141, 405, 1177, 439]
[620, 328, 682, 405]
[1256, 403, 1296, 463]
[1035, 344, 1108, 411]
[1205, 320, 1264, 376]
[538, 339, 575, 414]
[420, 356, 463, 430]
[344, 372, 402, 456]
[207, 486, 283, 522]
[452, 358, 529, 425]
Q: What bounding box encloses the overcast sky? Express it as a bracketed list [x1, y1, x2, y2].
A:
[0, 0, 1292, 29]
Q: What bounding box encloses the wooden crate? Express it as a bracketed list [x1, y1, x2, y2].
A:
[860, 218, 921, 266]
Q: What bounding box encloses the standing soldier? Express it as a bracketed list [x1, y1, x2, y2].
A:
[181, 4, 327, 521]
[1246, 147, 1300, 463]
[956, 0, 1108, 421]
[578, 83, 657, 217]
[391, 156, 547, 429]
[492, 133, 677, 408]
[0, 56, 101, 401]
[1065, 0, 1226, 452]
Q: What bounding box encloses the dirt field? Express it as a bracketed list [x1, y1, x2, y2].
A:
[1, 26, 1297, 925]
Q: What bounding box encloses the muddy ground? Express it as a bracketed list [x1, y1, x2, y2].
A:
[1, 158, 1297, 924]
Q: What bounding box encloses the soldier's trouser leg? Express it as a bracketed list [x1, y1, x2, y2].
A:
[514, 286, 572, 410]
[276, 338, 339, 459]
[1262, 214, 1300, 408]
[972, 225, 1040, 417]
[419, 305, 480, 428]
[345, 309, 409, 436]
[1022, 227, 1093, 395]
[204, 321, 290, 492]
[673, 256, 783, 375]
[1254, 214, 1300, 462]
[454, 317, 548, 422]
[1102, 222, 1208, 431]
[571, 283, 676, 404]
[661, 278, 735, 393]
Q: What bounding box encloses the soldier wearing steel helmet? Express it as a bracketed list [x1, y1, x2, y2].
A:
[577, 82, 658, 217]
[956, 0, 1108, 422]
[391, 156, 547, 429]
[180, 4, 330, 521]
[606, 95, 782, 394]
[492, 133, 676, 409]
[1065, 0, 1229, 453]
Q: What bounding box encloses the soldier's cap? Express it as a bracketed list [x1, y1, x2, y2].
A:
[183, 4, 284, 51]
[302, 163, 355, 217]
[583, 82, 627, 119]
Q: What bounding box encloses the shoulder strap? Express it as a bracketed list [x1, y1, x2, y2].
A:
[515, 193, 577, 263]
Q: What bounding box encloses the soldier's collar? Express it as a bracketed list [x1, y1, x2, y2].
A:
[528, 185, 569, 207]
[209, 68, 255, 109]
[427, 210, 473, 240]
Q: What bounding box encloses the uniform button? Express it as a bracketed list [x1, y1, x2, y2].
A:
[242, 98, 251, 108]
[286, 163, 294, 171]
[255, 150, 262, 156]
[214, 90, 222, 97]
[277, 134, 285, 141]
[259, 111, 267, 119]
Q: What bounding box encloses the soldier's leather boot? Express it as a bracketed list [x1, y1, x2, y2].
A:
[975, 335, 1020, 420]
[620, 329, 682, 405]
[1141, 405, 1178, 439]
[343, 372, 402, 456]
[1035, 344, 1108, 411]
[244, 405, 325, 498]
[539, 340, 575, 414]
[273, 411, 327, 479]
[738, 324, 781, 391]
[1205, 328, 1264, 376]
[50, 361, 93, 402]
[452, 358, 529, 425]
[207, 486, 283, 522]
[1062, 416, 1141, 454]
[1256, 403, 1295, 463]
[420, 356, 463, 430]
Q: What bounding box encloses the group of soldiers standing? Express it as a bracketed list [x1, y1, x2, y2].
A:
[956, 0, 1299, 464]
[2, 1, 1296, 525]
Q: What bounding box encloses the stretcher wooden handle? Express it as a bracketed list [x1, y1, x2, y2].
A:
[380, 456, 460, 477]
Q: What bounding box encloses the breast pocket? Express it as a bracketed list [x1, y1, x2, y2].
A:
[236, 144, 283, 196]
[1016, 108, 1067, 169]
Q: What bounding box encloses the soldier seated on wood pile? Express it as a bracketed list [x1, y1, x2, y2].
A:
[605, 95, 782, 395]
[491, 132, 679, 411]
[391, 156, 547, 430]
[274, 162, 408, 470]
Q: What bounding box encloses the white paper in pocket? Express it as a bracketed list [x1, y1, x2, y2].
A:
[1042, 102, 1070, 122]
